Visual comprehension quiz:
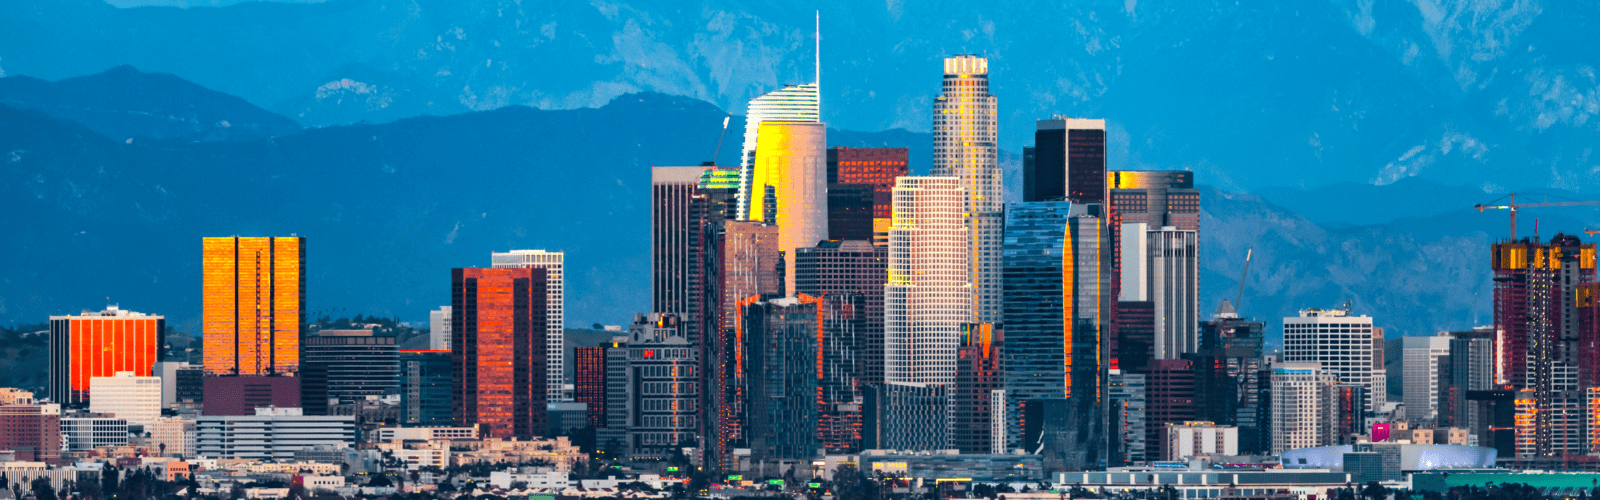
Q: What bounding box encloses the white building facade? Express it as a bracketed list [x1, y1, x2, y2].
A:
[1283, 308, 1384, 413]
[1270, 363, 1337, 454]
[1403, 334, 1452, 422]
[931, 55, 1004, 324]
[150, 416, 196, 458]
[195, 407, 355, 459]
[428, 306, 451, 351]
[492, 249, 567, 401]
[88, 371, 161, 427]
[61, 415, 129, 451]
[885, 176, 970, 385]
[737, 83, 820, 221]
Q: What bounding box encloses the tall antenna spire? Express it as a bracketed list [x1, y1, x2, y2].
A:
[814, 10, 821, 87]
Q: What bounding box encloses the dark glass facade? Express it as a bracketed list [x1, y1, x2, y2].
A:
[201, 376, 300, 416]
[794, 240, 887, 388]
[1143, 359, 1196, 461]
[741, 298, 819, 463]
[954, 323, 1003, 454]
[300, 330, 398, 415]
[400, 350, 452, 426]
[1194, 307, 1267, 454]
[863, 382, 948, 451]
[826, 183, 875, 242]
[1025, 121, 1104, 204]
[451, 267, 549, 439]
[574, 346, 607, 428]
[1105, 171, 1197, 371]
[827, 147, 909, 219]
[818, 293, 865, 453]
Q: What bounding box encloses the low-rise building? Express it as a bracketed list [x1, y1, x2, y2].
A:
[61, 413, 129, 452]
[855, 450, 1043, 482]
[1166, 421, 1239, 460]
[373, 426, 478, 441]
[196, 407, 354, 459]
[489, 467, 571, 489]
[150, 416, 196, 458]
[391, 445, 450, 470]
[452, 437, 585, 470]
[296, 474, 346, 492]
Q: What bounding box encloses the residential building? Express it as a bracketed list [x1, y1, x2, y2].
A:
[863, 383, 948, 451]
[954, 323, 1004, 454]
[741, 298, 819, 462]
[885, 176, 968, 386]
[61, 413, 129, 451]
[1166, 422, 1238, 460]
[202, 236, 303, 376]
[152, 361, 203, 411]
[88, 371, 161, 427]
[748, 121, 828, 295]
[1271, 363, 1339, 454]
[573, 346, 606, 428]
[794, 239, 887, 387]
[492, 249, 567, 401]
[1283, 306, 1384, 413]
[1404, 334, 1453, 422]
[195, 407, 355, 459]
[399, 350, 452, 426]
[48, 305, 165, 405]
[737, 83, 820, 221]
[0, 403, 60, 461]
[1491, 234, 1596, 458]
[201, 376, 300, 416]
[428, 306, 451, 351]
[1024, 117, 1105, 203]
[931, 54, 1004, 324]
[451, 267, 549, 439]
[300, 329, 398, 415]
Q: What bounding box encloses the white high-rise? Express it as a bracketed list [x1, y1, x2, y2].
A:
[931, 55, 1004, 323]
[1404, 334, 1452, 421]
[428, 306, 451, 351]
[1148, 227, 1199, 359]
[884, 176, 970, 385]
[88, 371, 161, 427]
[1283, 307, 1384, 413]
[1270, 362, 1338, 454]
[737, 84, 820, 221]
[747, 121, 828, 294]
[491, 249, 567, 401]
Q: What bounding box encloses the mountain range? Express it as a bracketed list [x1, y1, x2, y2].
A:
[2, 0, 1598, 194]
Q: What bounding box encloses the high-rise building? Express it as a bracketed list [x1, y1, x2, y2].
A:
[932, 55, 1004, 324]
[153, 362, 203, 412]
[706, 221, 781, 469]
[1196, 301, 1268, 455]
[0, 403, 61, 461]
[795, 240, 887, 386]
[300, 330, 398, 415]
[737, 83, 820, 221]
[885, 176, 969, 386]
[574, 346, 607, 428]
[1270, 363, 1339, 454]
[88, 371, 161, 427]
[1144, 228, 1199, 359]
[827, 147, 910, 220]
[1144, 359, 1197, 461]
[953, 323, 1004, 454]
[862, 382, 949, 451]
[429, 306, 451, 351]
[748, 122, 828, 295]
[1105, 172, 1198, 368]
[1108, 370, 1147, 465]
[653, 166, 708, 330]
[817, 293, 867, 454]
[451, 267, 549, 439]
[48, 306, 165, 405]
[741, 298, 819, 463]
[202, 236, 303, 376]
[604, 314, 697, 460]
[1403, 334, 1453, 422]
[1438, 329, 1495, 430]
[1000, 200, 1102, 460]
[1024, 118, 1105, 203]
[826, 183, 874, 242]
[399, 350, 452, 427]
[1283, 306, 1384, 413]
[491, 249, 567, 401]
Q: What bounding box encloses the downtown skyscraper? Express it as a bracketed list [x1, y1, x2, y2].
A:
[736, 85, 820, 222]
[451, 267, 549, 439]
[747, 121, 829, 295]
[932, 55, 1004, 324]
[201, 236, 304, 376]
[491, 249, 567, 401]
[885, 176, 969, 386]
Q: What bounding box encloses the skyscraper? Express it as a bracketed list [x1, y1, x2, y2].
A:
[816, 292, 867, 453]
[1270, 362, 1339, 454]
[429, 306, 451, 351]
[399, 350, 452, 427]
[202, 236, 303, 376]
[1105, 172, 1198, 367]
[1283, 306, 1383, 413]
[1403, 334, 1452, 422]
[826, 183, 874, 242]
[1146, 228, 1199, 359]
[748, 121, 828, 295]
[299, 329, 399, 415]
[706, 221, 781, 469]
[1196, 301, 1268, 455]
[653, 166, 708, 325]
[741, 297, 820, 465]
[48, 306, 165, 405]
[574, 346, 607, 429]
[932, 55, 1004, 324]
[451, 267, 549, 439]
[1144, 359, 1197, 461]
[829, 147, 910, 247]
[604, 313, 697, 460]
[1025, 118, 1105, 203]
[794, 240, 887, 386]
[491, 249, 567, 401]
[885, 176, 969, 385]
[1437, 329, 1495, 430]
[737, 84, 820, 221]
[953, 323, 1004, 454]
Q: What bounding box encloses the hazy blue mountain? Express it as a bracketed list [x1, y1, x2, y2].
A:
[0, 65, 300, 141]
[3, 1, 1596, 192]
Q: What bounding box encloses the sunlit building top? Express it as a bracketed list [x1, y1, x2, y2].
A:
[736, 83, 820, 220]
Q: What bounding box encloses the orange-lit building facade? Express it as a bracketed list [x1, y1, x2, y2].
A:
[827, 147, 909, 220]
[48, 306, 164, 405]
[202, 236, 304, 376]
[451, 267, 549, 440]
[574, 346, 607, 428]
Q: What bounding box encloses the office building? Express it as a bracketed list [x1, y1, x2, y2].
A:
[931, 55, 1004, 324]
[300, 329, 398, 415]
[202, 236, 303, 376]
[1283, 306, 1384, 413]
[1105, 171, 1198, 367]
[828, 147, 909, 221]
[451, 267, 549, 439]
[428, 306, 451, 351]
[399, 350, 452, 427]
[150, 416, 195, 458]
[652, 165, 725, 348]
[492, 249, 567, 401]
[826, 183, 874, 241]
[1024, 118, 1105, 203]
[1144, 359, 1197, 461]
[954, 323, 1004, 454]
[737, 83, 820, 221]
[794, 239, 887, 386]
[885, 176, 969, 385]
[0, 403, 60, 461]
[1166, 422, 1238, 460]
[373, 426, 477, 441]
[1271, 363, 1339, 454]
[863, 383, 948, 451]
[1196, 301, 1269, 454]
[1108, 370, 1147, 464]
[61, 413, 129, 451]
[1141, 228, 1199, 359]
[87, 371, 160, 427]
[153, 362, 203, 412]
[202, 376, 300, 416]
[1404, 334, 1453, 422]
[706, 220, 780, 468]
[816, 293, 867, 454]
[1438, 329, 1495, 430]
[747, 121, 828, 294]
[48, 305, 165, 405]
[604, 314, 697, 460]
[196, 407, 355, 459]
[574, 346, 607, 428]
[742, 298, 819, 462]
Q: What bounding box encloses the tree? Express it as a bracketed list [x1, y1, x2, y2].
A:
[101, 465, 120, 496]
[31, 477, 56, 500]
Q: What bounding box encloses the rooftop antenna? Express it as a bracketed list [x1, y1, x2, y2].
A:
[814, 10, 821, 120]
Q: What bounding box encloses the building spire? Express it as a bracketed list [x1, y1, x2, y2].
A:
[814, 10, 821, 87]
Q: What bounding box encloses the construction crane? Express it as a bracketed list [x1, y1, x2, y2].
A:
[1234, 247, 1253, 311]
[1474, 193, 1600, 240]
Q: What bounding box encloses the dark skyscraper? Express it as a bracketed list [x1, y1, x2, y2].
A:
[817, 293, 866, 454]
[300, 329, 398, 415]
[653, 166, 716, 346]
[827, 147, 909, 220]
[1106, 171, 1199, 369]
[400, 350, 452, 427]
[574, 346, 607, 428]
[451, 267, 549, 439]
[954, 323, 1004, 454]
[1195, 301, 1268, 454]
[826, 183, 875, 242]
[741, 297, 819, 466]
[1143, 359, 1196, 461]
[1024, 118, 1105, 203]
[795, 240, 887, 387]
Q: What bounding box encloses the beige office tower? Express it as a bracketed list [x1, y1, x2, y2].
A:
[491, 249, 567, 401]
[884, 176, 971, 385]
[748, 121, 828, 295]
[931, 55, 1004, 323]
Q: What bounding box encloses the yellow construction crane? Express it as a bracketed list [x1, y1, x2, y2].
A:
[1474, 193, 1600, 240]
